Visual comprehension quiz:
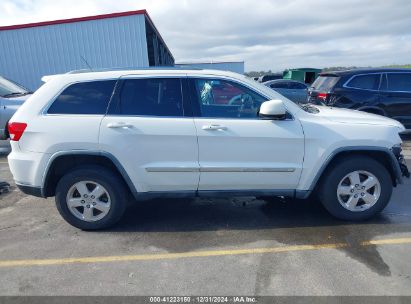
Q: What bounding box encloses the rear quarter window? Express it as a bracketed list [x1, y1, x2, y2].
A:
[47, 80, 116, 114]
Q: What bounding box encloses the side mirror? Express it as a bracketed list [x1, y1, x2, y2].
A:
[259, 100, 287, 120]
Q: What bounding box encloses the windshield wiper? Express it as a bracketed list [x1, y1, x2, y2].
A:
[2, 92, 30, 98]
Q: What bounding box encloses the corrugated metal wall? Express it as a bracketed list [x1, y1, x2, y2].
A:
[175, 62, 245, 74]
[0, 14, 149, 90]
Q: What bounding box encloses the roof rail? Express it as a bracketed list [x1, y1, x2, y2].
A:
[66, 66, 204, 74]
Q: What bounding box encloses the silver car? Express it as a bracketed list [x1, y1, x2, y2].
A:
[0, 76, 32, 139]
[264, 79, 308, 104]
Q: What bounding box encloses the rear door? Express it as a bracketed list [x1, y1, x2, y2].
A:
[189, 77, 304, 192]
[379, 72, 411, 129]
[99, 75, 199, 193]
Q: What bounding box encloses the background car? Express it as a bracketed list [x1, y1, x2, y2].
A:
[307, 68, 411, 130]
[258, 73, 283, 83]
[0, 76, 32, 139]
[264, 79, 308, 103]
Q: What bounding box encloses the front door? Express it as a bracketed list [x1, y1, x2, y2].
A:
[189, 77, 305, 191]
[99, 76, 199, 193]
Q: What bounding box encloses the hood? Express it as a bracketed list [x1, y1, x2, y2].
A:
[315, 106, 405, 130]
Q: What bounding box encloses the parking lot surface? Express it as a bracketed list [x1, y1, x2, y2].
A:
[0, 140, 411, 295]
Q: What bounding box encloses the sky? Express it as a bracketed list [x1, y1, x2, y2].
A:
[1, 0, 411, 72]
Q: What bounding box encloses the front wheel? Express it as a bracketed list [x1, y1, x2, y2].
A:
[318, 156, 393, 221]
[55, 166, 127, 230]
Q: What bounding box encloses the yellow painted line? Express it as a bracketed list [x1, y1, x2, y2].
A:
[0, 243, 347, 268]
[0, 237, 410, 269]
[361, 237, 411, 246]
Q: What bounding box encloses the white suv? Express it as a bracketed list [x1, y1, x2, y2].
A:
[7, 69, 410, 230]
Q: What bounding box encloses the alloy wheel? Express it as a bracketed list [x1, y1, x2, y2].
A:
[336, 170, 381, 212]
[66, 181, 111, 222]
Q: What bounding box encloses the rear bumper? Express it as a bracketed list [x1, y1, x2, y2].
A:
[16, 183, 44, 197]
[8, 147, 50, 190]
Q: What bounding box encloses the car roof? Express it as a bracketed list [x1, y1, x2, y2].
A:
[42, 68, 247, 83]
[320, 68, 411, 77]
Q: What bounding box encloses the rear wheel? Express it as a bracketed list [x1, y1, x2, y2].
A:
[318, 156, 392, 221]
[55, 166, 127, 230]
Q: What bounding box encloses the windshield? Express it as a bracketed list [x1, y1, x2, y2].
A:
[311, 76, 340, 92]
[0, 76, 29, 97]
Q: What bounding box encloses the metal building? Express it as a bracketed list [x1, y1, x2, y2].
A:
[0, 10, 174, 90]
[283, 68, 322, 84]
[175, 61, 244, 74]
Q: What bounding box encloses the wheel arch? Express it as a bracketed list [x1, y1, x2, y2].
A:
[42, 151, 137, 198]
[298, 146, 403, 199]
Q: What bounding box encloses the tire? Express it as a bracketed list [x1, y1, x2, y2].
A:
[318, 156, 392, 221]
[55, 166, 127, 230]
[1, 121, 9, 140]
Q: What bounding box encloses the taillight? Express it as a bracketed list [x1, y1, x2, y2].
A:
[8, 122, 27, 141]
[317, 93, 328, 101]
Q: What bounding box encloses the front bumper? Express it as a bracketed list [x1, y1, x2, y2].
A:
[392, 146, 410, 179]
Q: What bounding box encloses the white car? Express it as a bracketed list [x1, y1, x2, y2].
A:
[7, 69, 410, 230]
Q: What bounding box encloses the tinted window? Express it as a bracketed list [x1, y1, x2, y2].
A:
[270, 82, 289, 89]
[346, 74, 380, 90]
[48, 81, 116, 114]
[289, 82, 307, 89]
[311, 76, 340, 91]
[387, 73, 411, 92]
[261, 75, 282, 82]
[115, 78, 183, 116]
[193, 79, 267, 118]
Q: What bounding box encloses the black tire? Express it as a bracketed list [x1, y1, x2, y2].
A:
[55, 166, 127, 230]
[1, 121, 9, 140]
[318, 156, 392, 221]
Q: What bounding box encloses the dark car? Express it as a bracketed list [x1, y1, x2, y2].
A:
[263, 79, 308, 103]
[258, 73, 283, 83]
[308, 68, 411, 130]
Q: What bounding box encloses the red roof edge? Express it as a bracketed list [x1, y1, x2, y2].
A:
[0, 9, 148, 31]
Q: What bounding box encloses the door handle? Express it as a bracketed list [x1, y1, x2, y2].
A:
[202, 124, 227, 131]
[107, 122, 133, 129]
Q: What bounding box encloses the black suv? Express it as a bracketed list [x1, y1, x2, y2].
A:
[308, 68, 411, 130]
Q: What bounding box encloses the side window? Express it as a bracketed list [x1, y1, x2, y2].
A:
[193, 79, 267, 118]
[346, 74, 380, 90]
[115, 78, 183, 116]
[270, 82, 289, 89]
[48, 80, 116, 114]
[387, 73, 411, 92]
[289, 82, 307, 89]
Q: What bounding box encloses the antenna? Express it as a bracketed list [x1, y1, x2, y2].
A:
[80, 55, 93, 71]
